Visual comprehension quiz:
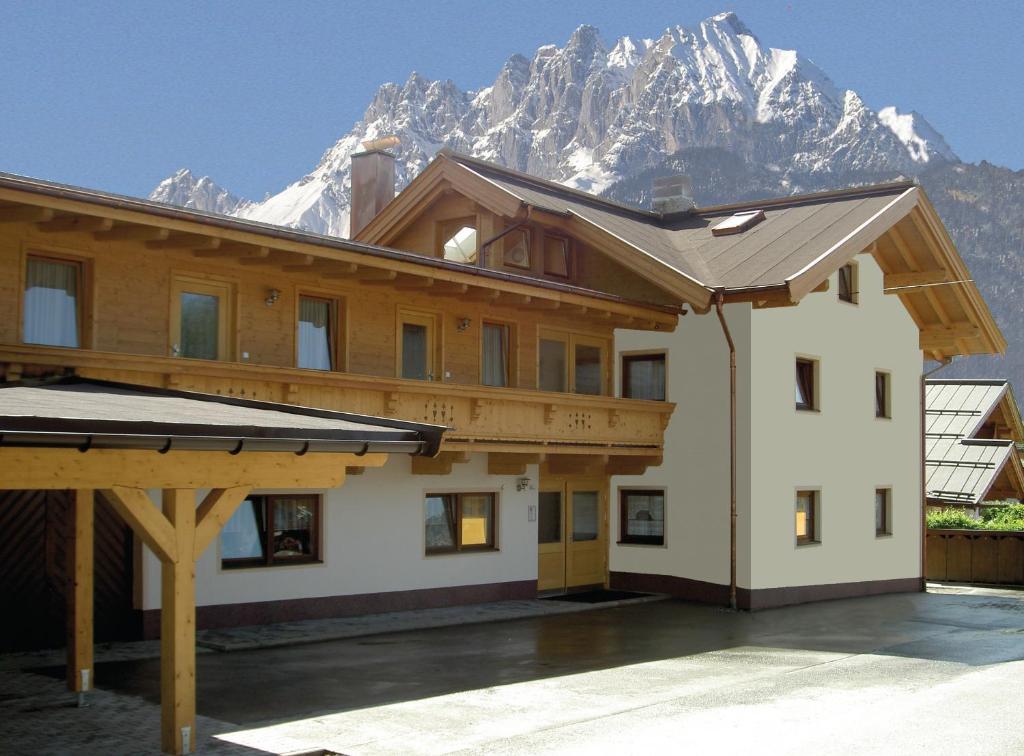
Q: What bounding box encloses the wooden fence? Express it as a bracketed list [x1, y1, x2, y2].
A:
[926, 529, 1024, 585]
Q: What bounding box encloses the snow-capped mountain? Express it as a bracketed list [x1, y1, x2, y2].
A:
[149, 168, 247, 216]
[150, 12, 955, 238]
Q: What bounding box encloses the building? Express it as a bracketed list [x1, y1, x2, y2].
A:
[0, 147, 1005, 752]
[355, 149, 1004, 610]
[924, 379, 1024, 513]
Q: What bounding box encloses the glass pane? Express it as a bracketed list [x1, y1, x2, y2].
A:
[402, 322, 428, 380]
[425, 495, 456, 551]
[625, 492, 665, 538]
[572, 491, 599, 542]
[544, 237, 568, 277]
[24, 257, 79, 347]
[538, 491, 562, 544]
[624, 356, 665, 400]
[298, 297, 333, 370]
[876, 491, 887, 532]
[272, 497, 316, 557]
[482, 323, 509, 387]
[503, 229, 531, 269]
[220, 499, 265, 560]
[796, 493, 812, 540]
[442, 226, 478, 264]
[180, 291, 219, 359]
[575, 344, 602, 395]
[539, 339, 567, 392]
[460, 494, 494, 547]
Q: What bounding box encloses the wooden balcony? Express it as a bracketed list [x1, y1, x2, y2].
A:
[1, 345, 673, 467]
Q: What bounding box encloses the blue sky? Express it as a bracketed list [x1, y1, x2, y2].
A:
[3, 0, 1021, 199]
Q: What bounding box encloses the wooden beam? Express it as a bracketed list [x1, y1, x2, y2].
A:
[0, 205, 54, 223]
[37, 215, 114, 234]
[546, 454, 608, 475]
[883, 269, 948, 289]
[94, 225, 170, 242]
[192, 244, 270, 259]
[921, 325, 981, 350]
[605, 455, 663, 476]
[193, 486, 251, 560]
[161, 489, 196, 755]
[393, 274, 436, 289]
[0, 448, 383, 489]
[411, 450, 470, 475]
[488, 452, 542, 476]
[100, 486, 178, 564]
[345, 466, 366, 475]
[431, 282, 469, 295]
[321, 262, 360, 278]
[358, 269, 398, 282]
[66, 489, 94, 693]
[146, 235, 221, 251]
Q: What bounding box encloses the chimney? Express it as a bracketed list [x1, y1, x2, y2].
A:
[652, 175, 695, 214]
[349, 136, 400, 237]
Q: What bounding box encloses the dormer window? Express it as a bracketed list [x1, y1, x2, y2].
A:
[711, 209, 765, 237]
[438, 217, 478, 264]
[502, 228, 531, 269]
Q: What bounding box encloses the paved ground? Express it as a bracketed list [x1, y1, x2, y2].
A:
[4, 586, 1024, 754]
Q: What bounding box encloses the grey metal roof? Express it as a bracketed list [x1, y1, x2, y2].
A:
[924, 379, 1021, 504]
[450, 153, 912, 291]
[925, 380, 1009, 439]
[0, 378, 443, 455]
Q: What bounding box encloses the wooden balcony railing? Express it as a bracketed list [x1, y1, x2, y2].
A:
[1, 345, 674, 456]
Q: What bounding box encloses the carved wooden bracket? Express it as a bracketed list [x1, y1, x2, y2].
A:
[608, 409, 620, 428]
[469, 397, 485, 422]
[544, 403, 558, 425]
[383, 391, 399, 416]
[285, 383, 300, 404]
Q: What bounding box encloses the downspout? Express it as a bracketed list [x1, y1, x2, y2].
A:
[921, 357, 955, 589]
[714, 289, 738, 610]
[478, 206, 532, 268]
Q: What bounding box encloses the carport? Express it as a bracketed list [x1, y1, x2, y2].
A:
[0, 377, 443, 754]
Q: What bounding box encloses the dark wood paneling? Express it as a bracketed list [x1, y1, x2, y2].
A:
[0, 490, 138, 651]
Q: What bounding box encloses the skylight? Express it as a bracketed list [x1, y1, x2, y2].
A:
[711, 209, 766, 237]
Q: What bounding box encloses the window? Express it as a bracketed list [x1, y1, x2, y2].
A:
[875, 371, 891, 418]
[622, 353, 666, 401]
[796, 490, 818, 545]
[23, 255, 82, 348]
[170, 276, 233, 360]
[619, 489, 665, 546]
[297, 295, 339, 371]
[795, 358, 817, 411]
[710, 209, 765, 236]
[543, 235, 570, 277]
[221, 494, 320, 568]
[438, 217, 478, 264]
[875, 488, 891, 536]
[398, 309, 437, 381]
[838, 262, 858, 304]
[425, 492, 496, 554]
[539, 331, 607, 395]
[482, 321, 512, 387]
[502, 228, 531, 270]
[539, 337, 568, 392]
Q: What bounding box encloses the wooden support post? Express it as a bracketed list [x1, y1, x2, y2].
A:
[66, 489, 94, 694]
[161, 489, 196, 755]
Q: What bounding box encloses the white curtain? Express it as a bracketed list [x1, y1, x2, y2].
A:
[220, 499, 265, 559]
[24, 257, 79, 347]
[482, 323, 508, 387]
[627, 357, 665, 400]
[298, 297, 333, 370]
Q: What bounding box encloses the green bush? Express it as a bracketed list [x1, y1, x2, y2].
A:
[927, 508, 981, 529]
[979, 503, 1024, 531]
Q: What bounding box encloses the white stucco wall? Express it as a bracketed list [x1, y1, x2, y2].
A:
[747, 253, 922, 589]
[141, 453, 538, 610]
[610, 302, 753, 588]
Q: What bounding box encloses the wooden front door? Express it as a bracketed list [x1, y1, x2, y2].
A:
[537, 475, 607, 592]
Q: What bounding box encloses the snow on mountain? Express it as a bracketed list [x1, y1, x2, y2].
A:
[878, 106, 957, 164]
[148, 169, 247, 215]
[150, 11, 958, 236]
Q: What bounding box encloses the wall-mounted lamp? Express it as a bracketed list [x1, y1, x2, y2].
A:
[265, 288, 281, 307]
[517, 477, 531, 492]
[456, 317, 471, 332]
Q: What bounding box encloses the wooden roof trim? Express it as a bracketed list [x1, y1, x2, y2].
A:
[784, 187, 919, 301]
[980, 445, 1024, 503]
[0, 185, 675, 322]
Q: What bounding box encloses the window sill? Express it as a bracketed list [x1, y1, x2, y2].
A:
[795, 540, 821, 548]
[875, 415, 892, 422]
[875, 532, 893, 539]
[425, 547, 499, 558]
[616, 540, 666, 548]
[795, 407, 820, 414]
[221, 558, 324, 571]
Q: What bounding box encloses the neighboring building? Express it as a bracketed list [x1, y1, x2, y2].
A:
[357, 149, 1005, 610]
[924, 379, 1024, 513]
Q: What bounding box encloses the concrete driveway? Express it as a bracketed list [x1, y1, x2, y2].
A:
[11, 587, 1024, 754]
